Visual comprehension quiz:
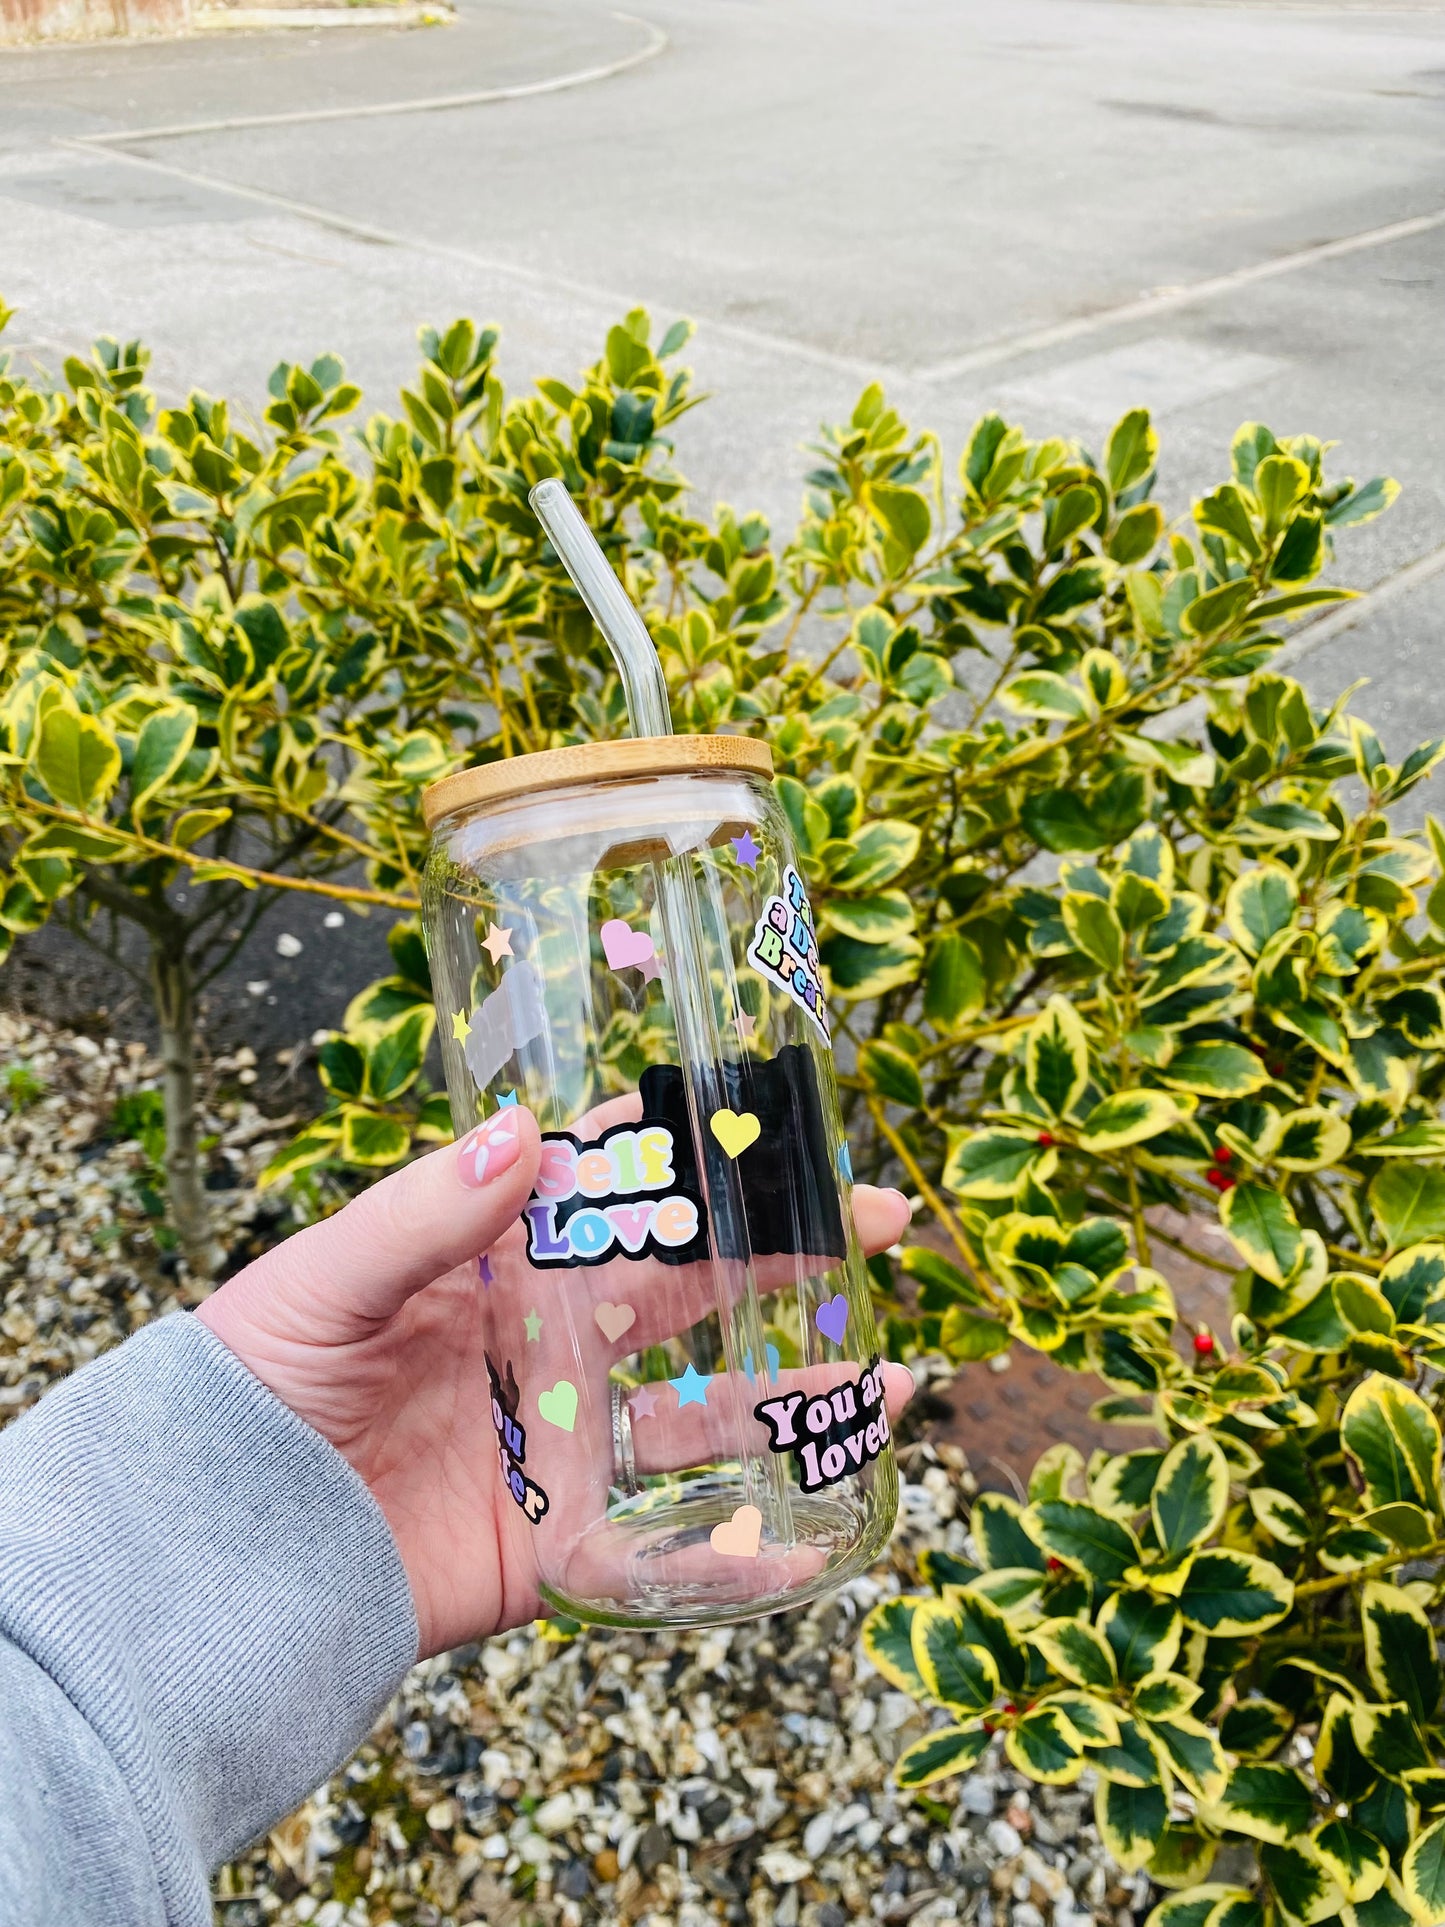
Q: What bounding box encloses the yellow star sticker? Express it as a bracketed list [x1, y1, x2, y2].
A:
[524, 1309, 542, 1342]
[450, 1009, 472, 1042]
[481, 921, 514, 965]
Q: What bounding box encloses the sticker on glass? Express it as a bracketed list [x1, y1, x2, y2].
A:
[487, 1354, 550, 1523]
[523, 1120, 708, 1269]
[754, 1354, 889, 1493]
[747, 865, 830, 1045]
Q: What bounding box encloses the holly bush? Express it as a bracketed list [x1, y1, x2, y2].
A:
[10, 301, 1445, 1920]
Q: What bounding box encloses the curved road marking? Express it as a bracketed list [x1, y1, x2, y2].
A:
[75, 8, 666, 145]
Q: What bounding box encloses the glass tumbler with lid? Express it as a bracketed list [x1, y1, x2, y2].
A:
[421, 733, 898, 1628]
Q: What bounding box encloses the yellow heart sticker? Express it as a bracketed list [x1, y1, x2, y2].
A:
[709, 1108, 761, 1158]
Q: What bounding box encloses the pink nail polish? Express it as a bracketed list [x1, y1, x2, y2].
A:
[458, 1113, 523, 1189]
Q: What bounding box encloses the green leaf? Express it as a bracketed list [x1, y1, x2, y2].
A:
[1063, 893, 1125, 972]
[1247, 1488, 1310, 1546]
[1151, 1435, 1229, 1556]
[1219, 1698, 1292, 1760]
[894, 1722, 991, 1788]
[943, 1128, 1050, 1199]
[1313, 1821, 1389, 1905]
[1021, 788, 1107, 854]
[1239, 802, 1338, 844]
[1403, 1812, 1445, 1924]
[1158, 1042, 1269, 1098]
[1183, 579, 1256, 637]
[859, 1039, 925, 1110]
[1361, 1581, 1441, 1725]
[911, 1601, 999, 1712]
[130, 703, 198, 813]
[829, 818, 921, 890]
[860, 1596, 927, 1695]
[1098, 1591, 1182, 1681]
[1175, 1550, 1293, 1635]
[364, 1006, 435, 1104]
[922, 933, 985, 1031]
[1096, 1779, 1169, 1871]
[1027, 1499, 1141, 1584]
[819, 889, 915, 944]
[1220, 1181, 1302, 1287]
[1215, 1763, 1314, 1844]
[899, 1245, 988, 1309]
[1259, 1841, 1339, 1926]
[338, 1108, 412, 1168]
[1273, 1107, 1352, 1172]
[1371, 1166, 1445, 1252]
[1151, 1716, 1228, 1804]
[871, 483, 931, 559]
[257, 1124, 343, 1191]
[1006, 1704, 1086, 1784]
[1025, 995, 1090, 1119]
[940, 1306, 1013, 1361]
[1107, 408, 1158, 495]
[34, 706, 121, 813]
[1378, 1244, 1445, 1322]
[1033, 1616, 1118, 1689]
[820, 930, 923, 1001]
[1226, 865, 1299, 957]
[1000, 670, 1086, 721]
[971, 1493, 1046, 1572]
[1341, 1376, 1441, 1510]
[1077, 1089, 1182, 1152]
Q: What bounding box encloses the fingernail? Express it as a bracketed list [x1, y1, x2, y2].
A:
[901, 1364, 916, 1400]
[887, 1187, 915, 1220]
[457, 1113, 521, 1189]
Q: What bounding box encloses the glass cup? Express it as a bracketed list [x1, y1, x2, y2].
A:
[421, 735, 898, 1628]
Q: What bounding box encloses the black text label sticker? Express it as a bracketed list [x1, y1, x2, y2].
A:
[523, 1120, 708, 1269]
[747, 865, 830, 1045]
[754, 1355, 889, 1492]
[487, 1355, 550, 1523]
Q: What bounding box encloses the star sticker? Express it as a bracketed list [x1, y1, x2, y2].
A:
[497, 1089, 519, 1108]
[838, 1142, 854, 1183]
[450, 1009, 472, 1042]
[478, 1253, 494, 1288]
[730, 829, 761, 870]
[481, 921, 514, 965]
[630, 1384, 659, 1420]
[669, 1363, 713, 1408]
[736, 1009, 756, 1040]
[523, 1308, 542, 1342]
[639, 952, 664, 985]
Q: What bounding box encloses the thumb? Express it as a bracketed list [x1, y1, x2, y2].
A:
[208, 1108, 542, 1341]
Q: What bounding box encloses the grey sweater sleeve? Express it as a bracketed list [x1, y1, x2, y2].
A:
[0, 1312, 419, 1927]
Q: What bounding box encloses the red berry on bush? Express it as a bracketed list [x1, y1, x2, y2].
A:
[1036, 1131, 1055, 1148]
[1205, 1167, 1226, 1190]
[1218, 1173, 1236, 1192]
[1046, 1556, 1063, 1573]
[1213, 1145, 1232, 1165]
[1269, 1062, 1286, 1077]
[1194, 1331, 1215, 1357]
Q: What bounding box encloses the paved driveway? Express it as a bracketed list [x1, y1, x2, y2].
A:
[3, 0, 1445, 1043]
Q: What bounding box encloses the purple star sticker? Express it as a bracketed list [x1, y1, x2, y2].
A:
[730, 829, 761, 870]
[478, 1253, 494, 1288]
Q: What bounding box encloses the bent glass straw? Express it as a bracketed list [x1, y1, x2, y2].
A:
[527, 480, 795, 1555]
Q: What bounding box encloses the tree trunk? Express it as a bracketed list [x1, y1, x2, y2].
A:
[149, 941, 219, 1285]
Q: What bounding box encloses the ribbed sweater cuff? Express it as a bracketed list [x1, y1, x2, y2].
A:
[0, 1312, 418, 1923]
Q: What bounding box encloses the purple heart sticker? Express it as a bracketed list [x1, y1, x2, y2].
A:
[815, 1293, 849, 1345]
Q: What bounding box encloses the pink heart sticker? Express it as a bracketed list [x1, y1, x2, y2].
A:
[601, 918, 656, 972]
[815, 1293, 849, 1344]
[594, 1301, 637, 1343]
[710, 1503, 762, 1560]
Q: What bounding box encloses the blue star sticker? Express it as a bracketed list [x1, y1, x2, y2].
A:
[837, 1141, 854, 1183]
[669, 1362, 713, 1408]
[497, 1090, 519, 1108]
[730, 828, 761, 871]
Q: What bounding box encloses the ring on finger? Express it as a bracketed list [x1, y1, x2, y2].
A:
[611, 1381, 640, 1498]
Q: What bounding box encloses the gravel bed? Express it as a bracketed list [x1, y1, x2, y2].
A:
[1, 1012, 1129, 1927]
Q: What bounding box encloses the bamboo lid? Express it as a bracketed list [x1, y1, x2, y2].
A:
[422, 734, 775, 828]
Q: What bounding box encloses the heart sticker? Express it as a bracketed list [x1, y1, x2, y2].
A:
[594, 1301, 637, 1343]
[601, 918, 656, 972]
[815, 1293, 849, 1345]
[710, 1503, 762, 1560]
[743, 1343, 781, 1385]
[710, 1108, 761, 1158]
[537, 1380, 579, 1432]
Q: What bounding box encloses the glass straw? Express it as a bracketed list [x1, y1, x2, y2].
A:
[528, 480, 795, 1555]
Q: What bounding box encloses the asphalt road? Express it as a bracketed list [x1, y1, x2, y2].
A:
[3, 0, 1444, 1054]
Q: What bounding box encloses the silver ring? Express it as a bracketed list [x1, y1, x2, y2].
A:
[611, 1382, 639, 1498]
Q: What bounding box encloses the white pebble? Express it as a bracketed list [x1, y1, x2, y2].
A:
[987, 1818, 1023, 1858]
[275, 932, 303, 957]
[324, 911, 345, 928]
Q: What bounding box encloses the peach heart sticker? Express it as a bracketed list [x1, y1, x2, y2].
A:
[594, 1301, 637, 1343]
[537, 1380, 579, 1432]
[709, 1108, 761, 1159]
[710, 1503, 763, 1560]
